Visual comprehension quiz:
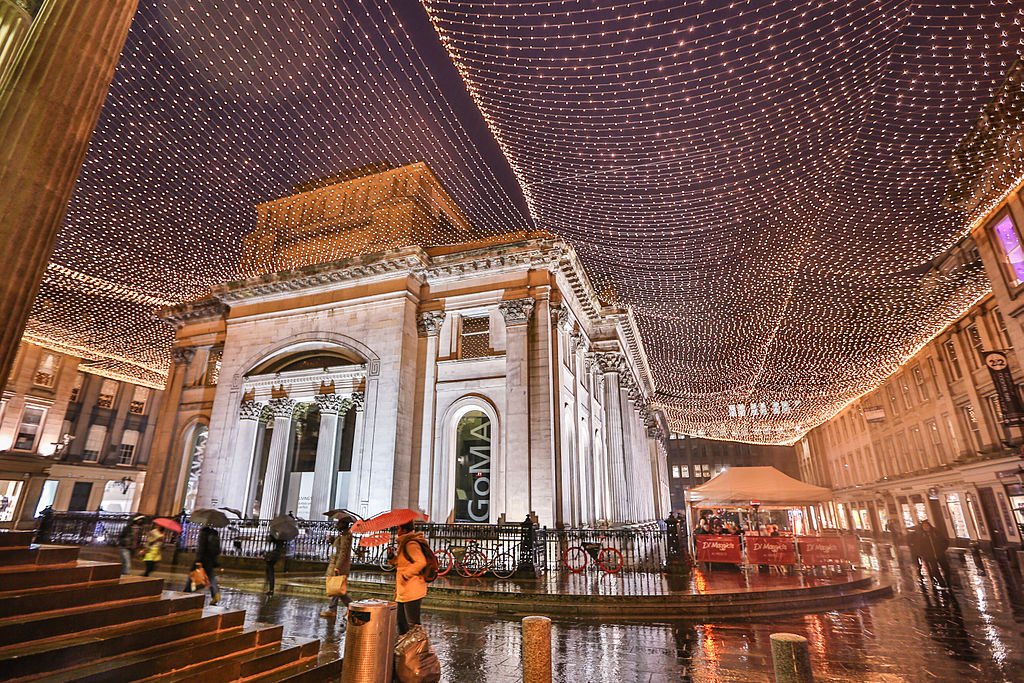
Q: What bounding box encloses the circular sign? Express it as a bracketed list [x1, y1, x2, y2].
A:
[985, 352, 1009, 372]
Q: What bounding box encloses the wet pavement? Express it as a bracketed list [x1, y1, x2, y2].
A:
[202, 542, 1024, 682]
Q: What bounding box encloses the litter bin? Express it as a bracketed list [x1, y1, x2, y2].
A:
[341, 599, 398, 683]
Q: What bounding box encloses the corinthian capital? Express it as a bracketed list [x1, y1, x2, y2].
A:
[239, 400, 266, 421]
[351, 391, 365, 411]
[499, 298, 535, 326]
[171, 346, 195, 366]
[593, 351, 626, 375]
[315, 393, 353, 415]
[268, 397, 295, 419]
[417, 310, 446, 336]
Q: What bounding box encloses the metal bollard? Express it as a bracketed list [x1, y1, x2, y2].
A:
[770, 632, 813, 683]
[522, 615, 552, 683]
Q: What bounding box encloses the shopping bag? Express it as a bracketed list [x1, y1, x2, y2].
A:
[394, 624, 441, 683]
[325, 574, 348, 597]
[189, 565, 209, 589]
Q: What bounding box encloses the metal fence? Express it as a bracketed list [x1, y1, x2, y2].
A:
[36, 512, 671, 574]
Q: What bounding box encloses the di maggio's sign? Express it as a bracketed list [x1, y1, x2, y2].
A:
[455, 413, 492, 522]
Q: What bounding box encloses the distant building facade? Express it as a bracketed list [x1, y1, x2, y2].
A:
[0, 341, 162, 528]
[141, 163, 671, 527]
[664, 434, 798, 513]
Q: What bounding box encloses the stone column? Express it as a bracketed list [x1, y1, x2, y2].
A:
[0, 0, 33, 93]
[597, 353, 629, 523]
[138, 346, 193, 514]
[225, 399, 265, 513]
[0, 0, 139, 390]
[500, 298, 535, 522]
[258, 397, 295, 520]
[310, 393, 352, 519]
[417, 311, 445, 514]
[345, 392, 367, 517]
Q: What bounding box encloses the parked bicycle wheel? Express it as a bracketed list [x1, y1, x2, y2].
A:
[436, 548, 454, 576]
[597, 546, 624, 573]
[562, 546, 589, 573]
[490, 551, 517, 578]
[379, 544, 397, 571]
[457, 549, 488, 577]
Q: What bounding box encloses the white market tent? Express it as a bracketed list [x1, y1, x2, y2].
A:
[685, 466, 833, 508]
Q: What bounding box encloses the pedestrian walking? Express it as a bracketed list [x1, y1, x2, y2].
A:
[390, 520, 428, 635]
[263, 536, 288, 596]
[141, 525, 163, 576]
[915, 520, 954, 588]
[183, 523, 222, 604]
[116, 515, 143, 575]
[320, 518, 354, 618]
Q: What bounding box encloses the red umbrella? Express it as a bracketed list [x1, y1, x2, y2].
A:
[358, 532, 392, 548]
[351, 509, 428, 535]
[152, 517, 182, 533]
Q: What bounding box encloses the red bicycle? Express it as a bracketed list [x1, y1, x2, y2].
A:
[562, 537, 623, 574]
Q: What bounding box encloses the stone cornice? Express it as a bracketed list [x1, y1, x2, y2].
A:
[161, 298, 228, 329]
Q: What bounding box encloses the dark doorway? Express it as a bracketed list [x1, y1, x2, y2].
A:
[978, 487, 1007, 548]
[927, 498, 947, 539]
[68, 482, 92, 511]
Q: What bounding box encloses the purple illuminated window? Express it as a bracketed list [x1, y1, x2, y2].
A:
[992, 214, 1024, 286]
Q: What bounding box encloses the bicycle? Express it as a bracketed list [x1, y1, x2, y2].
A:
[562, 537, 624, 574]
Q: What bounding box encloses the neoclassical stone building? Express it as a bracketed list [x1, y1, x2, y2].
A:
[140, 163, 670, 527]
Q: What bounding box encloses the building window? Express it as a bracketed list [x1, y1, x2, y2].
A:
[671, 465, 681, 478]
[966, 325, 984, 369]
[926, 420, 944, 465]
[129, 385, 149, 415]
[994, 310, 1013, 349]
[33, 352, 60, 388]
[928, 357, 943, 395]
[943, 414, 961, 457]
[69, 373, 85, 402]
[900, 375, 914, 410]
[886, 383, 900, 416]
[454, 410, 491, 522]
[960, 405, 983, 449]
[117, 430, 140, 465]
[204, 346, 223, 386]
[97, 379, 117, 409]
[14, 406, 46, 451]
[680, 465, 690, 478]
[990, 212, 1024, 287]
[943, 340, 963, 380]
[459, 315, 490, 360]
[912, 366, 928, 401]
[82, 425, 107, 462]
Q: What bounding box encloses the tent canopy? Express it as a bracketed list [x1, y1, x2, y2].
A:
[685, 466, 833, 507]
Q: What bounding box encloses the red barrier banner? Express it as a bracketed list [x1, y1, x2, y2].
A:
[843, 535, 860, 562]
[797, 536, 847, 565]
[696, 534, 742, 563]
[747, 536, 797, 565]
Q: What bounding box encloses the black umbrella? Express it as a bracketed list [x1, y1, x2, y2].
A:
[190, 508, 229, 528]
[322, 508, 361, 522]
[219, 507, 243, 518]
[269, 514, 299, 541]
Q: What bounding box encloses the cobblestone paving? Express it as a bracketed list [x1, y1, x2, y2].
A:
[166, 543, 1024, 681]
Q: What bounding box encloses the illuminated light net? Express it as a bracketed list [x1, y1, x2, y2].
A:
[421, 0, 1024, 443]
[22, 1, 1024, 444]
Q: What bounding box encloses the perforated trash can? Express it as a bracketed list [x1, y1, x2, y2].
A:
[341, 599, 398, 683]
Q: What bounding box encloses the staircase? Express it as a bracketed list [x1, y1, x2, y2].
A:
[0, 530, 342, 682]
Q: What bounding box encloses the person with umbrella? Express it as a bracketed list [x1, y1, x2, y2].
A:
[264, 514, 297, 597]
[320, 511, 357, 618]
[183, 509, 225, 604]
[390, 518, 429, 635]
[141, 523, 164, 576]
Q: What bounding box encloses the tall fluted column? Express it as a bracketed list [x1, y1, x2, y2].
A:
[224, 400, 265, 513]
[258, 397, 295, 520]
[0, 0, 139, 390]
[0, 0, 32, 93]
[310, 393, 352, 518]
[500, 298, 535, 522]
[597, 353, 629, 523]
[138, 346, 193, 514]
[417, 311, 445, 514]
[345, 392, 367, 517]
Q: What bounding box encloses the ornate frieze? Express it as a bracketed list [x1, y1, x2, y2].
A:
[268, 397, 295, 419]
[171, 346, 196, 366]
[499, 298, 535, 326]
[238, 400, 266, 421]
[315, 393, 354, 415]
[416, 310, 446, 336]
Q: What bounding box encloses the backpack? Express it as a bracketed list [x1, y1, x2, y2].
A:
[403, 539, 439, 583]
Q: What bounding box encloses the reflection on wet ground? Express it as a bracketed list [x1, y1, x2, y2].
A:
[204, 541, 1024, 682]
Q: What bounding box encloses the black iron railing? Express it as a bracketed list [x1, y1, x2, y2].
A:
[36, 512, 671, 574]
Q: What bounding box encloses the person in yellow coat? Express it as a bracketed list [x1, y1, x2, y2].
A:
[389, 520, 427, 634]
[141, 525, 163, 576]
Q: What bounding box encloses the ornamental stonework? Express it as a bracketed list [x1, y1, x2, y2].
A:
[238, 400, 266, 421]
[350, 391, 365, 410]
[315, 393, 354, 415]
[416, 310, 446, 336]
[171, 346, 196, 366]
[593, 351, 626, 375]
[268, 397, 295, 419]
[499, 298, 535, 325]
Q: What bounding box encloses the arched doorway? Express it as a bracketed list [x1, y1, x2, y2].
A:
[453, 410, 492, 523]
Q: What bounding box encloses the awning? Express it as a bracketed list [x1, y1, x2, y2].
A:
[685, 466, 833, 507]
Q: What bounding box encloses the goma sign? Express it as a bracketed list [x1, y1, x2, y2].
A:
[747, 536, 796, 565]
[695, 535, 742, 563]
[797, 536, 847, 565]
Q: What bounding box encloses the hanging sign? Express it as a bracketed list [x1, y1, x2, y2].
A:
[797, 536, 846, 565]
[695, 535, 742, 563]
[983, 351, 1024, 424]
[747, 536, 797, 565]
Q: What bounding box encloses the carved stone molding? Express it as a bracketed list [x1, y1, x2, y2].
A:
[416, 310, 446, 336]
[351, 391, 365, 411]
[315, 393, 354, 415]
[499, 298, 535, 326]
[569, 329, 587, 352]
[239, 400, 266, 421]
[162, 298, 228, 329]
[646, 425, 664, 440]
[593, 351, 626, 375]
[550, 302, 571, 330]
[268, 397, 295, 419]
[171, 346, 196, 366]
[259, 405, 273, 423]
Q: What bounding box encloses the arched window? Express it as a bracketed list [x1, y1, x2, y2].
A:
[454, 410, 491, 522]
[180, 424, 208, 513]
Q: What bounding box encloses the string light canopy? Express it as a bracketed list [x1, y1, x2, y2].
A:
[21, 1, 1024, 444]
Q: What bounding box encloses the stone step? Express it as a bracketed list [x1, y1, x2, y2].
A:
[0, 545, 79, 567]
[0, 531, 34, 548]
[1, 606, 241, 680]
[0, 591, 205, 648]
[246, 650, 344, 683]
[0, 559, 122, 592]
[137, 633, 319, 683]
[0, 575, 164, 619]
[57, 622, 282, 683]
